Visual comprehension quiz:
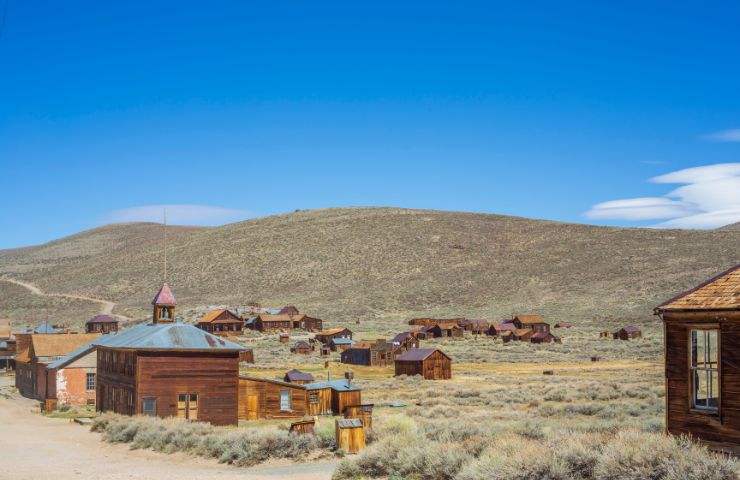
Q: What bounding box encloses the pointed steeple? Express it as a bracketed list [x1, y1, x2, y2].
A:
[152, 283, 176, 323]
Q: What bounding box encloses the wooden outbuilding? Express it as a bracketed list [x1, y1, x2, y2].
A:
[289, 419, 316, 435]
[197, 309, 244, 335]
[96, 284, 246, 426]
[394, 348, 452, 380]
[335, 418, 365, 454]
[85, 315, 119, 334]
[613, 325, 642, 340]
[512, 314, 550, 333]
[425, 322, 464, 338]
[284, 369, 315, 384]
[487, 322, 516, 336]
[530, 332, 561, 344]
[238, 375, 308, 420]
[343, 403, 373, 429]
[279, 333, 290, 343]
[330, 337, 354, 352]
[279, 305, 300, 316]
[290, 314, 323, 332]
[655, 264, 740, 448]
[340, 340, 394, 366]
[291, 340, 313, 354]
[391, 332, 419, 354]
[408, 317, 464, 327]
[512, 328, 534, 341]
[253, 314, 293, 332]
[304, 379, 362, 416]
[314, 328, 353, 345]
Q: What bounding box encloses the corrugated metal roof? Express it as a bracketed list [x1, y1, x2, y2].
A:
[304, 379, 360, 392]
[96, 322, 245, 351]
[395, 348, 444, 361]
[331, 337, 353, 345]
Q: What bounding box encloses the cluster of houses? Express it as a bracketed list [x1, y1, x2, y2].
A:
[404, 314, 563, 344]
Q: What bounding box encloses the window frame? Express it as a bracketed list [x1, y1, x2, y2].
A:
[279, 389, 292, 412]
[142, 397, 157, 416]
[688, 324, 721, 416]
[86, 372, 96, 391]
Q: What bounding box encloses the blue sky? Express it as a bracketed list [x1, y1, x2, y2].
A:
[1, 1, 739, 248]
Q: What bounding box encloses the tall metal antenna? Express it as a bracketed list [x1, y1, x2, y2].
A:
[163, 208, 167, 282]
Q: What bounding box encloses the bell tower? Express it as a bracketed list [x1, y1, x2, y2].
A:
[152, 283, 176, 323]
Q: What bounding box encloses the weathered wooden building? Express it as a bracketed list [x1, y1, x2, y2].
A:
[291, 314, 323, 332]
[408, 317, 464, 327]
[425, 322, 464, 338]
[330, 337, 354, 352]
[291, 340, 313, 354]
[197, 309, 244, 335]
[656, 264, 740, 448]
[394, 348, 452, 380]
[253, 314, 293, 332]
[284, 369, 315, 384]
[512, 328, 534, 341]
[486, 322, 517, 336]
[512, 314, 550, 333]
[391, 332, 419, 353]
[279, 305, 300, 316]
[340, 340, 394, 366]
[314, 327, 353, 345]
[336, 418, 365, 454]
[238, 375, 309, 420]
[304, 379, 362, 416]
[85, 314, 119, 334]
[613, 325, 642, 340]
[96, 284, 245, 426]
[530, 331, 561, 344]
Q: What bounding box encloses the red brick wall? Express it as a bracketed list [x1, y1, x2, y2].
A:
[56, 368, 95, 406]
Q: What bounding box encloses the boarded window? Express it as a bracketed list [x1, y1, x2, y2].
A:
[142, 397, 156, 416]
[280, 390, 291, 411]
[86, 372, 95, 390]
[308, 390, 319, 404]
[690, 329, 719, 412]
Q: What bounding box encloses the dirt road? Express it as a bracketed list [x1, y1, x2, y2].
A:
[0, 376, 337, 480]
[0, 276, 127, 320]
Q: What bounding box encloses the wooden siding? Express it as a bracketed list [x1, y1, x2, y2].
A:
[238, 377, 308, 420]
[395, 350, 452, 380]
[307, 387, 333, 415]
[664, 310, 740, 445]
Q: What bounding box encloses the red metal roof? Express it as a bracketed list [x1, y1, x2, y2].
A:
[152, 283, 176, 306]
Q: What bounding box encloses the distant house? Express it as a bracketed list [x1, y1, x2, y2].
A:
[96, 284, 246, 426]
[512, 328, 534, 341]
[253, 314, 293, 332]
[238, 375, 308, 420]
[290, 314, 323, 332]
[278, 333, 290, 343]
[314, 328, 353, 345]
[530, 332, 561, 344]
[390, 332, 419, 353]
[461, 319, 491, 334]
[486, 323, 516, 336]
[554, 322, 573, 329]
[511, 315, 550, 333]
[330, 337, 354, 352]
[425, 322, 463, 338]
[394, 348, 452, 380]
[0, 339, 15, 372]
[291, 340, 313, 354]
[304, 379, 362, 416]
[14, 332, 100, 401]
[655, 263, 740, 448]
[284, 369, 315, 384]
[613, 325, 642, 340]
[279, 306, 300, 316]
[197, 309, 244, 335]
[85, 315, 119, 334]
[341, 340, 394, 366]
[408, 317, 464, 328]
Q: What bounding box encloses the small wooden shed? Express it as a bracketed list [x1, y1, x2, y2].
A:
[425, 322, 463, 338]
[291, 340, 313, 354]
[289, 419, 315, 435]
[335, 418, 365, 454]
[344, 403, 373, 429]
[278, 333, 290, 343]
[530, 331, 561, 344]
[512, 314, 550, 333]
[613, 325, 642, 340]
[304, 379, 361, 416]
[284, 369, 315, 384]
[340, 340, 394, 366]
[390, 332, 419, 353]
[394, 348, 452, 380]
[85, 314, 119, 334]
[238, 375, 308, 420]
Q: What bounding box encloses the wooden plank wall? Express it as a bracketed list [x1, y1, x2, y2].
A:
[307, 387, 332, 415]
[238, 378, 308, 420]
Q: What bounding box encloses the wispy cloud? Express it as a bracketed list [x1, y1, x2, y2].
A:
[105, 204, 251, 226]
[702, 129, 740, 143]
[584, 163, 740, 229]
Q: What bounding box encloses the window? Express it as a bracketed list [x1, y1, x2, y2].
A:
[308, 390, 319, 404]
[280, 390, 291, 411]
[142, 397, 156, 416]
[690, 329, 719, 412]
[86, 372, 95, 391]
[177, 393, 198, 420]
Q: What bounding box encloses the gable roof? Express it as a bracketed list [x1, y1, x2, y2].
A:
[316, 327, 351, 336]
[257, 314, 293, 323]
[200, 309, 242, 324]
[391, 332, 414, 344]
[656, 264, 740, 312]
[97, 322, 245, 351]
[86, 314, 118, 325]
[152, 283, 176, 306]
[284, 369, 315, 382]
[491, 323, 516, 332]
[514, 314, 545, 325]
[31, 333, 101, 359]
[395, 348, 449, 362]
[531, 331, 558, 340]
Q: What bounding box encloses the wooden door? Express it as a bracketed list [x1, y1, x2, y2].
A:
[188, 394, 198, 420]
[177, 394, 188, 419]
[246, 394, 258, 420]
[177, 393, 199, 420]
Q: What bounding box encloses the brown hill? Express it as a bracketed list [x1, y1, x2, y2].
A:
[0, 208, 737, 327]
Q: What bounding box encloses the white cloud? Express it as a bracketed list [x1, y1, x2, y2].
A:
[105, 204, 250, 226]
[584, 163, 740, 229]
[702, 129, 740, 142]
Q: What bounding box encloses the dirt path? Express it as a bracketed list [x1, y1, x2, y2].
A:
[0, 276, 128, 321]
[0, 376, 337, 480]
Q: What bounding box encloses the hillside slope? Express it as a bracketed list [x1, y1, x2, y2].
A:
[0, 208, 737, 327]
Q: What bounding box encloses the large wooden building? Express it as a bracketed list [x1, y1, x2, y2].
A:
[196, 309, 244, 335]
[340, 340, 394, 366]
[251, 313, 323, 332]
[394, 348, 452, 380]
[96, 284, 246, 426]
[511, 314, 550, 333]
[655, 264, 740, 448]
[85, 314, 119, 334]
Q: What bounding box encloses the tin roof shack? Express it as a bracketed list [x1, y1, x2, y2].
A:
[284, 369, 315, 384]
[291, 340, 313, 354]
[613, 325, 642, 340]
[512, 315, 550, 333]
[655, 264, 740, 449]
[395, 348, 452, 380]
[530, 332, 561, 344]
[197, 309, 244, 335]
[341, 340, 394, 366]
[391, 332, 419, 354]
[305, 379, 361, 416]
[85, 315, 119, 334]
[96, 285, 245, 426]
[254, 314, 293, 332]
[14, 333, 100, 401]
[314, 328, 353, 345]
[238, 375, 308, 420]
[425, 322, 464, 338]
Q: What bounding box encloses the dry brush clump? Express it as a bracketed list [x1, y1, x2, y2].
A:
[91, 413, 329, 467]
[334, 416, 737, 480]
